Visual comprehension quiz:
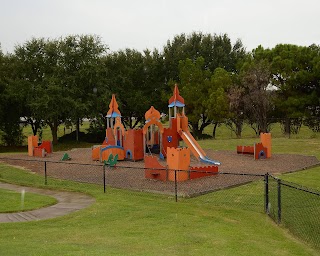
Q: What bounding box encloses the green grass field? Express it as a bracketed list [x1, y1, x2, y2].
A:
[0, 164, 318, 255]
[0, 188, 57, 213]
[0, 123, 319, 255]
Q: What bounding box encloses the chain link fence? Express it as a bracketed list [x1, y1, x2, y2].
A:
[0, 157, 319, 250]
[266, 174, 320, 250]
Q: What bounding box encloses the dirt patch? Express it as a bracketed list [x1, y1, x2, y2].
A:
[1, 148, 319, 197]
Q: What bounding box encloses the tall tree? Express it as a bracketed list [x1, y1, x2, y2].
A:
[163, 32, 247, 83]
[178, 57, 213, 138]
[206, 68, 232, 138]
[254, 44, 320, 133]
[241, 59, 274, 133]
[0, 50, 25, 145]
[59, 35, 107, 141]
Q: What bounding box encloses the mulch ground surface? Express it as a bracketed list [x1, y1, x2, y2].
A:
[1, 148, 319, 197]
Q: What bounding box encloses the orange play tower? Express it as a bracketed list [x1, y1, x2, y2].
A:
[144, 85, 220, 181]
[92, 94, 144, 162]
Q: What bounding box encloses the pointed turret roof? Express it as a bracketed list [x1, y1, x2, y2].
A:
[168, 84, 185, 107]
[106, 94, 121, 118]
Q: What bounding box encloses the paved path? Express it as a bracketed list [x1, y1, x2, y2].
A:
[0, 182, 95, 223]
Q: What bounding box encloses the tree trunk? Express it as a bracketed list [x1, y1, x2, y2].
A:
[48, 120, 59, 144]
[76, 118, 80, 142]
[235, 120, 243, 138]
[212, 122, 218, 139]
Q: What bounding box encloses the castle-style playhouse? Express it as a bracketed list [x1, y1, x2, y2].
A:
[92, 85, 220, 182]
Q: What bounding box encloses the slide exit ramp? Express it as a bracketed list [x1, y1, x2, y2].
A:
[180, 130, 221, 166]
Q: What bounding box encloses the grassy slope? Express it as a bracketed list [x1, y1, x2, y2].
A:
[0, 164, 318, 255]
[0, 188, 57, 213]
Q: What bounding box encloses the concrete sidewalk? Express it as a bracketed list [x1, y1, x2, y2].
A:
[0, 182, 95, 223]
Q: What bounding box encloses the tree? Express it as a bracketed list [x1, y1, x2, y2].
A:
[254, 44, 320, 134]
[241, 59, 274, 133]
[0, 50, 25, 145]
[14, 38, 74, 144]
[103, 48, 165, 129]
[227, 84, 245, 138]
[206, 68, 232, 138]
[163, 32, 247, 83]
[58, 35, 107, 141]
[178, 57, 213, 138]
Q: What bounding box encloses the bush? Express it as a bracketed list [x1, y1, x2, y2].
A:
[0, 122, 25, 146]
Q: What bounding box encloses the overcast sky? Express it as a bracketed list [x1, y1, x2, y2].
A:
[1, 0, 319, 54]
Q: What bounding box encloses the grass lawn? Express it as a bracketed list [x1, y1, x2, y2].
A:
[0, 123, 319, 255]
[0, 188, 57, 213]
[0, 163, 319, 255]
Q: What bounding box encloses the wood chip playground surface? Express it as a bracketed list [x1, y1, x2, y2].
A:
[1, 148, 319, 197]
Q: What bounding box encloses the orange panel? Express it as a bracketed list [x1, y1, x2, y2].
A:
[101, 147, 125, 161]
[190, 166, 218, 179]
[254, 143, 268, 160]
[167, 147, 190, 181]
[38, 141, 52, 154]
[237, 145, 254, 154]
[28, 136, 38, 156]
[33, 147, 46, 157]
[260, 133, 272, 158]
[106, 128, 115, 145]
[123, 129, 144, 161]
[92, 146, 101, 161]
[144, 156, 167, 181]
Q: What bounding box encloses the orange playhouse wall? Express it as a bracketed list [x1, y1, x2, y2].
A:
[254, 143, 268, 160]
[38, 141, 52, 154]
[123, 129, 144, 161]
[92, 146, 101, 161]
[33, 147, 46, 157]
[144, 155, 167, 181]
[260, 133, 272, 158]
[28, 136, 38, 156]
[162, 119, 179, 157]
[190, 166, 218, 179]
[101, 146, 125, 161]
[167, 147, 190, 182]
[105, 128, 115, 145]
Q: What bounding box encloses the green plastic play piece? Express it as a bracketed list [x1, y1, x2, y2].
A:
[61, 153, 71, 161]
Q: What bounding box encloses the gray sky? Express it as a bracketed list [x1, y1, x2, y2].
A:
[1, 0, 319, 54]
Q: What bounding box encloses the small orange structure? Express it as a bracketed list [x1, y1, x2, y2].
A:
[28, 135, 53, 158]
[144, 155, 167, 181]
[237, 133, 272, 159]
[167, 147, 190, 181]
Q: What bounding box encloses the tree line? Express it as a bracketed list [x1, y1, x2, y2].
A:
[0, 33, 319, 145]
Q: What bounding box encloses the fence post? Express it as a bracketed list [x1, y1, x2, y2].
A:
[277, 178, 282, 224]
[103, 164, 106, 193]
[174, 170, 178, 202]
[44, 161, 47, 185]
[264, 173, 269, 213]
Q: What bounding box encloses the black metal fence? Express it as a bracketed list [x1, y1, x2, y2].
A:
[266, 174, 320, 250]
[0, 157, 319, 250]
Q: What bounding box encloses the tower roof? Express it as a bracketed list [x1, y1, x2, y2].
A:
[145, 106, 161, 121]
[168, 84, 185, 107]
[106, 94, 121, 118]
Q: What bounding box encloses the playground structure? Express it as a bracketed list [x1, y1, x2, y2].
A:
[28, 135, 53, 157]
[92, 85, 220, 182]
[237, 133, 272, 159]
